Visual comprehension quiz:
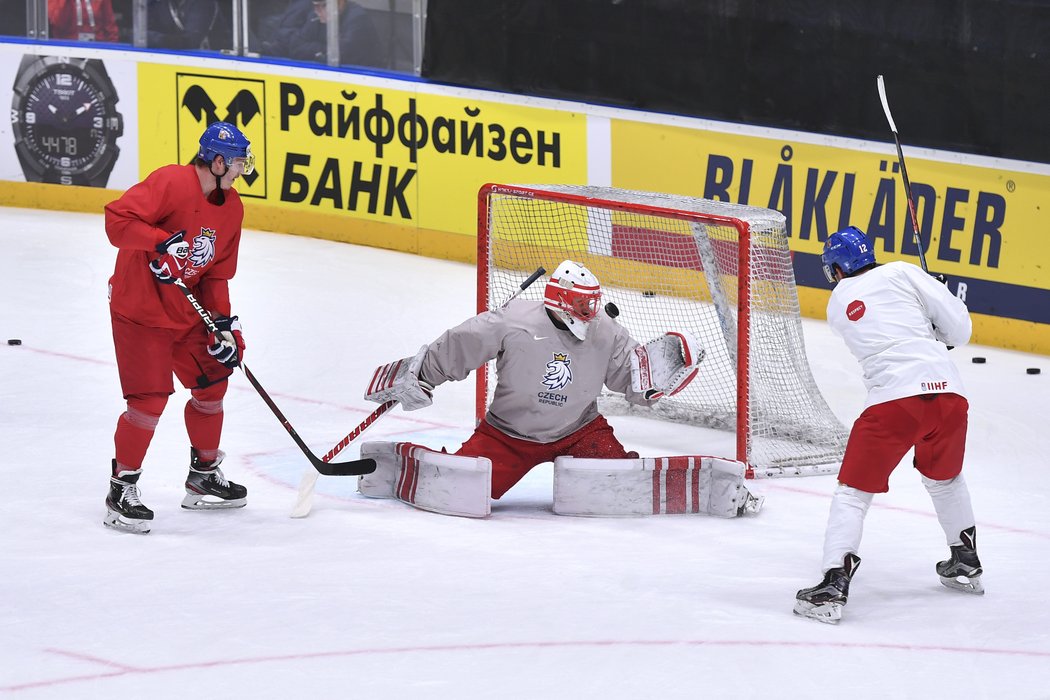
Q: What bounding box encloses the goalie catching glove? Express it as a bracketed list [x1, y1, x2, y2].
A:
[364, 345, 434, 411]
[630, 331, 704, 400]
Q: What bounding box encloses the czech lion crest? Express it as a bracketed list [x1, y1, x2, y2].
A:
[189, 227, 217, 268]
[542, 353, 573, 391]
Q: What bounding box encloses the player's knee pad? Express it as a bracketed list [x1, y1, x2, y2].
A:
[359, 441, 491, 518]
[124, 394, 168, 430]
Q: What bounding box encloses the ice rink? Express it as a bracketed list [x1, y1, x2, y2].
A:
[2, 206, 1048, 698]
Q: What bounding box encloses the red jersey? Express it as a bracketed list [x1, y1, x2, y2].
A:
[48, 0, 119, 42]
[105, 164, 243, 330]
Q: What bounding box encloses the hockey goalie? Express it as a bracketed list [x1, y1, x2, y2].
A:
[359, 260, 762, 518]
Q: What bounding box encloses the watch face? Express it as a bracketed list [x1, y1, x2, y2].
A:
[12, 56, 123, 186]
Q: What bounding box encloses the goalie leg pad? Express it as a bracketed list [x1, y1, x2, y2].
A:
[553, 456, 759, 518]
[359, 441, 491, 518]
[358, 441, 401, 498]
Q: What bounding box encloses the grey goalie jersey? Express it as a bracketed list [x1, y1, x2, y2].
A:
[419, 299, 654, 443]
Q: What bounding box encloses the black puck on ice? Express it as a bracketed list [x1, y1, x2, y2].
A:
[971, 356, 986, 364]
[1027, 367, 1041, 375]
[604, 302, 620, 319]
[7, 339, 21, 346]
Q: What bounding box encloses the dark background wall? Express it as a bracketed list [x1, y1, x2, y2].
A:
[423, 0, 1050, 164]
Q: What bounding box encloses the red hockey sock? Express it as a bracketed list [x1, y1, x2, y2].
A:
[185, 383, 227, 461]
[113, 394, 168, 473]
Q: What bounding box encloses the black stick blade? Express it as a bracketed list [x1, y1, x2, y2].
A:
[313, 457, 377, 476]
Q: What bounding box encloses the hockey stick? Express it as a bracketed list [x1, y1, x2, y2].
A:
[290, 266, 548, 517]
[171, 278, 376, 477]
[876, 74, 929, 273]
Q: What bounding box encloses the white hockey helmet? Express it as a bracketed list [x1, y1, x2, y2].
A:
[543, 260, 602, 340]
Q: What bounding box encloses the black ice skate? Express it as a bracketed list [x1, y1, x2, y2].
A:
[793, 552, 861, 625]
[182, 448, 247, 510]
[937, 526, 984, 595]
[104, 465, 154, 535]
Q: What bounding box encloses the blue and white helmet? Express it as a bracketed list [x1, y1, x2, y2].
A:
[198, 121, 254, 174]
[822, 226, 876, 283]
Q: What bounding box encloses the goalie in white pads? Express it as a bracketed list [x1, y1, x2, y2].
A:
[360, 261, 747, 516]
[794, 227, 982, 625]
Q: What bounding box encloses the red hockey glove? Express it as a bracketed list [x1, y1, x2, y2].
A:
[207, 316, 245, 369]
[149, 230, 190, 285]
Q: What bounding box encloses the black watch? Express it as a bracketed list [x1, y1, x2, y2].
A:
[11, 54, 124, 187]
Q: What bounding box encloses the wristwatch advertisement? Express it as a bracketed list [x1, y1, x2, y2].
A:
[10, 54, 124, 187]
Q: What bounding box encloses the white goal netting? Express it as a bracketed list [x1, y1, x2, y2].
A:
[477, 184, 847, 475]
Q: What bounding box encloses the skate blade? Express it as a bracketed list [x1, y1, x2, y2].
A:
[939, 574, 985, 595]
[793, 599, 842, 624]
[103, 510, 151, 534]
[181, 493, 247, 510]
[739, 493, 765, 516]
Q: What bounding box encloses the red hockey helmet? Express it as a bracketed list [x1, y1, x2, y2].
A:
[543, 260, 602, 340]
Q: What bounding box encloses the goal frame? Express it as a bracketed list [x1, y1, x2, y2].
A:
[475, 183, 841, 478]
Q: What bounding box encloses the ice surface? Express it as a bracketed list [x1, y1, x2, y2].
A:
[1, 207, 1048, 698]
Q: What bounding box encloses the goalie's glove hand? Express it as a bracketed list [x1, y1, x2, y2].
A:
[149, 230, 190, 285]
[207, 315, 245, 369]
[364, 345, 434, 411]
[631, 330, 705, 401]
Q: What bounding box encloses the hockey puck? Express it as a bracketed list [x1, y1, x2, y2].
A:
[642, 290, 655, 298]
[604, 302, 620, 319]
[971, 356, 986, 364]
[7, 339, 20, 346]
[1027, 367, 1041, 375]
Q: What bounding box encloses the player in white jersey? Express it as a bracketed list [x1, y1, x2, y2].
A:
[364, 261, 703, 499]
[794, 226, 984, 625]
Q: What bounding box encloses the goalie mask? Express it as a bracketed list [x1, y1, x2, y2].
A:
[544, 260, 602, 340]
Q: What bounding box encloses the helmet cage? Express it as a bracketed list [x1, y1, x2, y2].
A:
[543, 261, 602, 331]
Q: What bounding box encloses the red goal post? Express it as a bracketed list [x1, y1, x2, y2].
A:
[476, 183, 847, 478]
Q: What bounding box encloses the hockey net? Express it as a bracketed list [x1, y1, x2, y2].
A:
[476, 184, 847, 477]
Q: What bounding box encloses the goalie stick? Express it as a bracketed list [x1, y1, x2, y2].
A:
[171, 278, 376, 477]
[290, 266, 547, 517]
[876, 74, 930, 274]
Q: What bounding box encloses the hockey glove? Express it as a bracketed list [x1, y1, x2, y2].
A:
[630, 331, 705, 401]
[364, 345, 434, 411]
[149, 230, 190, 285]
[207, 315, 245, 369]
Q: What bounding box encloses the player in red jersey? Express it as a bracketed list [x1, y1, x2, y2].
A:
[102, 121, 254, 534]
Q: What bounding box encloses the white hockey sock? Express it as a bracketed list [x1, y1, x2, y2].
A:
[922, 474, 976, 547]
[821, 484, 873, 573]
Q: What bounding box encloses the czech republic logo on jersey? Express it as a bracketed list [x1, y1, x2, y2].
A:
[189, 227, 217, 269]
[542, 353, 573, 391]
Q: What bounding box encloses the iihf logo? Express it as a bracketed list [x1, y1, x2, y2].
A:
[542, 352, 573, 391]
[189, 227, 217, 268]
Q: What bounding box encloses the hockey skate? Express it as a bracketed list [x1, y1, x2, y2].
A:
[793, 552, 861, 625]
[104, 466, 154, 535]
[182, 448, 247, 510]
[937, 526, 984, 595]
[737, 486, 764, 516]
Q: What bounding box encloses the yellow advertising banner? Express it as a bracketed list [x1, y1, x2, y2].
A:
[136, 64, 588, 258]
[611, 120, 1050, 352]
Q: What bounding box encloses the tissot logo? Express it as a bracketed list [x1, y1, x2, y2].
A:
[175, 75, 266, 196]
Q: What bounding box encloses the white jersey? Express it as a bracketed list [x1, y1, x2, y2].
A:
[826, 261, 972, 408]
[419, 299, 652, 443]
